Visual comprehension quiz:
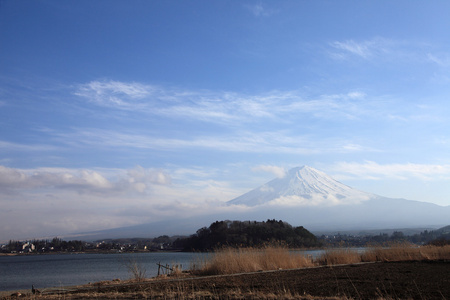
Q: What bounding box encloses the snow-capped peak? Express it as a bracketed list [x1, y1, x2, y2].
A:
[228, 165, 375, 207]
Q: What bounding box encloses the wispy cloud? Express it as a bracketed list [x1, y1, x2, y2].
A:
[329, 161, 450, 181]
[0, 165, 170, 194]
[245, 3, 275, 17]
[0, 140, 59, 152]
[6, 79, 442, 169]
[74, 80, 154, 110]
[329, 37, 450, 74]
[49, 127, 373, 156]
[329, 37, 415, 61]
[427, 53, 450, 67]
[266, 193, 366, 207]
[74, 80, 388, 124]
[331, 40, 375, 59]
[252, 165, 286, 178]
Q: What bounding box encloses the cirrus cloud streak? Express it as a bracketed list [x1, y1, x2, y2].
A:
[330, 161, 450, 181]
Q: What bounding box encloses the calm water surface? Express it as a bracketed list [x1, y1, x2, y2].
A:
[0, 252, 203, 292]
[0, 249, 341, 291]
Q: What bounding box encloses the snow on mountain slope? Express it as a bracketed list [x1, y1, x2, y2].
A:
[228, 166, 375, 206]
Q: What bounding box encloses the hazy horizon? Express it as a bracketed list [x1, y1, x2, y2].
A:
[2, 1, 450, 241]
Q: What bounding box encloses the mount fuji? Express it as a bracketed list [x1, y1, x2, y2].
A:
[226, 166, 449, 231]
[69, 166, 449, 240]
[228, 166, 374, 207]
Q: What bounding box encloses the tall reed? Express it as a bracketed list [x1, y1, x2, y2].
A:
[195, 246, 315, 275]
[195, 244, 450, 275]
[315, 248, 362, 265]
[362, 242, 450, 262]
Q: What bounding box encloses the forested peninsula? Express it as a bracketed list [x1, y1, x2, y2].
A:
[173, 219, 321, 251]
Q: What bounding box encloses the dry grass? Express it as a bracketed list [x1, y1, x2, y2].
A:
[194, 246, 315, 275]
[316, 248, 362, 265]
[318, 243, 450, 266]
[362, 242, 450, 262]
[5, 289, 347, 299]
[195, 243, 450, 275]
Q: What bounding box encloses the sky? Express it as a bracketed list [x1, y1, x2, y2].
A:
[1, 0, 450, 241]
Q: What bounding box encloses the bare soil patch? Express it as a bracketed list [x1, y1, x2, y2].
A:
[2, 260, 449, 299]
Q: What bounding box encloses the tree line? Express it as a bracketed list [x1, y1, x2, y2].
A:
[3, 223, 447, 254]
[3, 237, 85, 253]
[320, 225, 450, 247]
[1, 236, 178, 253]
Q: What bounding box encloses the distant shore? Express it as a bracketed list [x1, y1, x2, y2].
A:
[0, 249, 182, 256]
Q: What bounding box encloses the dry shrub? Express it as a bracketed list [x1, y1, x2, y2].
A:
[418, 244, 450, 260]
[316, 249, 362, 266]
[124, 259, 147, 282]
[259, 246, 314, 270]
[198, 247, 262, 275]
[169, 264, 184, 277]
[197, 246, 314, 275]
[361, 242, 450, 262]
[362, 242, 416, 262]
[379, 242, 422, 261]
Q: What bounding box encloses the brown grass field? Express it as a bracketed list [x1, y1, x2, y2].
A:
[2, 244, 449, 299]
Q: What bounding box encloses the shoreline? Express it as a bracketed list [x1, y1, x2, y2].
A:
[0, 246, 361, 256]
[0, 249, 184, 256]
[2, 260, 449, 299]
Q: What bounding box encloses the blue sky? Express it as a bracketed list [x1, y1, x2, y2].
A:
[1, 1, 450, 240]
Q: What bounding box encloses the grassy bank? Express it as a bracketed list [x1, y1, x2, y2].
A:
[194, 243, 450, 275]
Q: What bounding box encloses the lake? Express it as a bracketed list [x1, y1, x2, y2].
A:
[0, 252, 203, 292]
[0, 249, 335, 292]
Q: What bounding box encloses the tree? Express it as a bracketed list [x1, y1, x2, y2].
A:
[178, 220, 321, 251]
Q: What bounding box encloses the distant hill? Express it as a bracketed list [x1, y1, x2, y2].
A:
[436, 225, 450, 234]
[434, 225, 450, 239]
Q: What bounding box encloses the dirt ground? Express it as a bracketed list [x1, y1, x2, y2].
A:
[2, 260, 449, 299]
